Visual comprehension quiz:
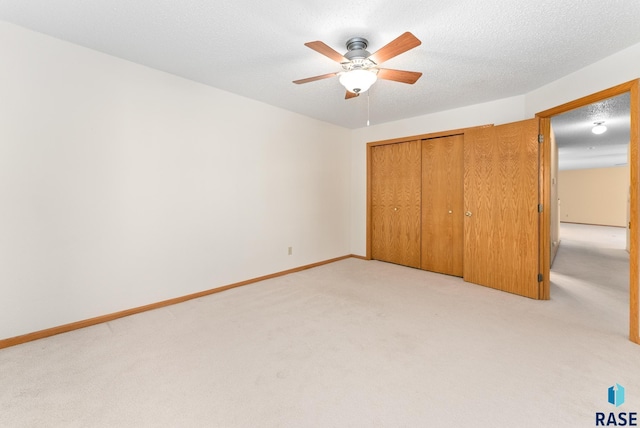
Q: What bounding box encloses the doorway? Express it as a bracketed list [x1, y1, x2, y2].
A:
[537, 79, 639, 344]
[552, 92, 630, 246]
[551, 93, 631, 337]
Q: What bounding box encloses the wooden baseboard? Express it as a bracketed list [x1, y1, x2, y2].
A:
[560, 221, 626, 228]
[0, 254, 363, 350]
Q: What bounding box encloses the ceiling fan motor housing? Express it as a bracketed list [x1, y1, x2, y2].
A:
[343, 37, 376, 73]
[346, 37, 368, 52]
[344, 37, 372, 62]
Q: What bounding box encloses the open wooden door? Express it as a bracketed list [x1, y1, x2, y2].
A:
[464, 119, 541, 299]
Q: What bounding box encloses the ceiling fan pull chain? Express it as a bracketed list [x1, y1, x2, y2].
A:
[367, 90, 370, 127]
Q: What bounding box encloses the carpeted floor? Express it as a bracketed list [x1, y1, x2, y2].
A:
[0, 223, 637, 427]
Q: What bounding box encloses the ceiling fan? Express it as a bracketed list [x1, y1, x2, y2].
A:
[293, 32, 423, 99]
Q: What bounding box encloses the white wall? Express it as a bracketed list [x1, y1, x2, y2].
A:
[0, 22, 352, 340]
[350, 41, 640, 256]
[558, 166, 630, 227]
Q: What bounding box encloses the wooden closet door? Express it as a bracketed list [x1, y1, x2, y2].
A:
[464, 119, 540, 298]
[370, 140, 422, 268]
[421, 135, 464, 276]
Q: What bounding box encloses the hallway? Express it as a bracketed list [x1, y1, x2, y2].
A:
[551, 222, 629, 337]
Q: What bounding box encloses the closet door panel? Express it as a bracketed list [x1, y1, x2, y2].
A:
[371, 140, 422, 268]
[421, 135, 464, 276]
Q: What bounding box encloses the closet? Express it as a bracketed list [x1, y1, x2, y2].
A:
[367, 119, 542, 299]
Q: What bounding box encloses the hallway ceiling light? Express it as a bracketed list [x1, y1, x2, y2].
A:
[591, 121, 607, 135]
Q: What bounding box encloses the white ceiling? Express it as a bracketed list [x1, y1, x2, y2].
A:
[1, 0, 640, 131]
[552, 93, 630, 171]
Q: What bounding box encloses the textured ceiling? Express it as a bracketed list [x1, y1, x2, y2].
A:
[1, 0, 640, 131]
[552, 93, 630, 170]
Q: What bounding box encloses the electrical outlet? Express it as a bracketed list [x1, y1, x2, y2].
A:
[288, 247, 293, 255]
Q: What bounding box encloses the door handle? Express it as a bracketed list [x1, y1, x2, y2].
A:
[465, 211, 472, 217]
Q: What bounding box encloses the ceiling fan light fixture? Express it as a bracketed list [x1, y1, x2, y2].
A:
[592, 121, 607, 135]
[339, 69, 377, 94]
[294, 32, 421, 100]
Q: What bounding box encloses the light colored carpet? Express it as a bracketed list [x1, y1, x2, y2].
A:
[1, 224, 638, 427]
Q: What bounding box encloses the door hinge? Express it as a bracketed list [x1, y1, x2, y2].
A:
[538, 204, 543, 213]
[538, 134, 544, 144]
[538, 273, 543, 282]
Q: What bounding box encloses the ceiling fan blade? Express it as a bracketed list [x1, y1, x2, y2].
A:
[304, 41, 347, 63]
[377, 68, 423, 84]
[345, 91, 359, 100]
[369, 32, 421, 65]
[293, 72, 338, 85]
